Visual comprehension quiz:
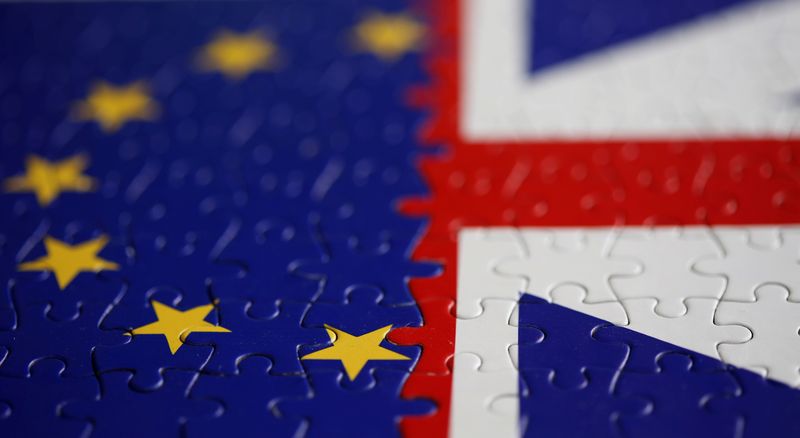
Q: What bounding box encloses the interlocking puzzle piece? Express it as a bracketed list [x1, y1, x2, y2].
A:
[714, 283, 800, 386]
[449, 353, 518, 438]
[456, 228, 525, 318]
[0, 300, 127, 377]
[208, 216, 322, 316]
[187, 355, 309, 438]
[302, 285, 422, 332]
[8, 231, 127, 322]
[518, 367, 643, 438]
[95, 289, 217, 390]
[620, 297, 751, 364]
[694, 227, 800, 302]
[614, 353, 740, 438]
[454, 298, 518, 371]
[515, 294, 628, 388]
[706, 368, 800, 438]
[609, 227, 725, 317]
[185, 298, 329, 376]
[62, 370, 220, 438]
[0, 358, 96, 437]
[290, 228, 438, 306]
[388, 296, 455, 375]
[495, 228, 639, 310]
[276, 369, 435, 438]
[94, 334, 215, 392]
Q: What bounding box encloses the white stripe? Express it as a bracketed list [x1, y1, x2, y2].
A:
[449, 225, 800, 437]
[462, 0, 800, 140]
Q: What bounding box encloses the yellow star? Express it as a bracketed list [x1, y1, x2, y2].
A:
[197, 30, 278, 79]
[72, 81, 159, 133]
[130, 300, 231, 354]
[3, 154, 96, 206]
[301, 324, 410, 380]
[18, 235, 119, 289]
[352, 12, 425, 61]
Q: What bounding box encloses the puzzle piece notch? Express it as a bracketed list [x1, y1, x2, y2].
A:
[705, 367, 800, 438]
[613, 352, 741, 438]
[0, 300, 128, 378]
[456, 228, 526, 318]
[187, 355, 309, 438]
[514, 293, 628, 389]
[620, 297, 751, 365]
[714, 283, 800, 387]
[62, 370, 221, 438]
[275, 368, 435, 438]
[184, 298, 329, 377]
[494, 228, 639, 310]
[448, 353, 519, 438]
[387, 296, 455, 376]
[609, 227, 725, 317]
[454, 298, 518, 372]
[693, 227, 800, 302]
[0, 358, 96, 437]
[517, 366, 645, 438]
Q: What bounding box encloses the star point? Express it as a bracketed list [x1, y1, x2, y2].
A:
[352, 12, 425, 61]
[197, 29, 278, 79]
[18, 235, 119, 289]
[131, 300, 230, 354]
[72, 80, 159, 133]
[302, 324, 410, 380]
[3, 154, 96, 206]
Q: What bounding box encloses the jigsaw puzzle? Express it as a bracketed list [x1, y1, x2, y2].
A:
[1, 0, 800, 437]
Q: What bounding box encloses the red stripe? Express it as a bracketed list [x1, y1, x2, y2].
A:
[396, 0, 800, 436]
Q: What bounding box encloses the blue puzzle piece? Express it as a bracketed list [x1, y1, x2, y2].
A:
[187, 355, 309, 438]
[614, 353, 740, 438]
[276, 369, 435, 438]
[185, 299, 328, 376]
[0, 358, 97, 437]
[706, 368, 800, 438]
[519, 367, 645, 438]
[0, 300, 127, 377]
[94, 334, 214, 392]
[291, 226, 438, 306]
[302, 285, 422, 331]
[517, 294, 628, 388]
[62, 369, 220, 438]
[209, 217, 322, 315]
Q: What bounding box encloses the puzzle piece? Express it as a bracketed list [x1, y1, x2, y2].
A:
[694, 227, 800, 302]
[706, 368, 800, 438]
[0, 358, 96, 437]
[518, 367, 643, 438]
[186, 299, 329, 376]
[714, 283, 800, 387]
[609, 227, 725, 317]
[620, 297, 751, 364]
[0, 300, 127, 377]
[440, 353, 518, 438]
[62, 370, 221, 438]
[514, 294, 629, 388]
[187, 356, 309, 438]
[495, 228, 639, 308]
[276, 369, 435, 438]
[614, 353, 740, 438]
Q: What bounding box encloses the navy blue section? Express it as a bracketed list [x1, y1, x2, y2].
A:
[187, 356, 310, 438]
[0, 359, 96, 436]
[518, 293, 800, 438]
[529, 0, 755, 72]
[276, 369, 435, 438]
[0, 1, 432, 436]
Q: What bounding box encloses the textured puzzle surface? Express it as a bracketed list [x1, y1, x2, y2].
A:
[2, 0, 800, 437]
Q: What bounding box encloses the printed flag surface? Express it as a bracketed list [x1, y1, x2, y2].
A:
[0, 0, 799, 438]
